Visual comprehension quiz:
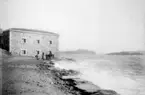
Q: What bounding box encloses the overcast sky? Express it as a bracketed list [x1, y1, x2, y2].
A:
[0, 0, 145, 53]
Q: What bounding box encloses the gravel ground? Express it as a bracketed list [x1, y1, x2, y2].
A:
[1, 55, 120, 95]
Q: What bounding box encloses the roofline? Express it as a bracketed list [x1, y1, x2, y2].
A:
[4, 28, 59, 37]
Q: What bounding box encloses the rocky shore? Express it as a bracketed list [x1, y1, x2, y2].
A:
[2, 55, 120, 95]
[38, 61, 120, 95]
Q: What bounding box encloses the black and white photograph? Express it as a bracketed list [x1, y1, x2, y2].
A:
[0, 0, 145, 95]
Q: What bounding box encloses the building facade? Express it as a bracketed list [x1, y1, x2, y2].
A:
[0, 28, 59, 57]
[0, 28, 2, 48]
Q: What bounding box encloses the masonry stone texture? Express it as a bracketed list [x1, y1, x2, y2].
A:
[0, 28, 59, 57]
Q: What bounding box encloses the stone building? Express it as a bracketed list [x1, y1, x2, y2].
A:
[0, 28, 3, 48]
[0, 28, 59, 57]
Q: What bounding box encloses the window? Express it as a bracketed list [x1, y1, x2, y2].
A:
[50, 41, 52, 44]
[22, 38, 26, 43]
[37, 40, 40, 44]
[22, 50, 26, 54]
[36, 50, 40, 54]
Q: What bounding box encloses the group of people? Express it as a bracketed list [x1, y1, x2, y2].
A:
[35, 51, 54, 60]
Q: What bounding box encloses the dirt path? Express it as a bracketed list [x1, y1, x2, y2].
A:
[2, 55, 120, 95]
[2, 56, 72, 95]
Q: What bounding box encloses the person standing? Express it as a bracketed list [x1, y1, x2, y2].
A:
[35, 54, 39, 60]
[45, 53, 48, 60]
[49, 51, 53, 60]
[42, 52, 45, 60]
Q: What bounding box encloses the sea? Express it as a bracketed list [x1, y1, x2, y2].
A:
[54, 55, 145, 95]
